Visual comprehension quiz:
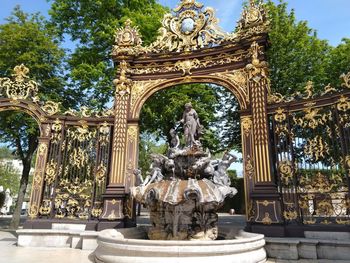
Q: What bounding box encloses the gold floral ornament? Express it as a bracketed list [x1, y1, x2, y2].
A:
[0, 64, 38, 100]
[149, 0, 228, 52]
[113, 61, 132, 96]
[112, 19, 143, 57]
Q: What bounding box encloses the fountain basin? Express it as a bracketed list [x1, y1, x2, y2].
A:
[94, 226, 266, 263]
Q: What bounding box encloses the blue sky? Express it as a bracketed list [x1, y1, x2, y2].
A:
[0, 0, 349, 47]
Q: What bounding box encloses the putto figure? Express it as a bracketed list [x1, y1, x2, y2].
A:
[178, 102, 203, 148]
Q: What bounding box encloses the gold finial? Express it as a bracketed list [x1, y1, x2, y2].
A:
[13, 64, 30, 82]
[124, 19, 132, 27]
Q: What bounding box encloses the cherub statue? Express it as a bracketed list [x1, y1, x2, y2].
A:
[169, 128, 180, 149]
[142, 154, 165, 186]
[133, 169, 144, 186]
[212, 151, 237, 186]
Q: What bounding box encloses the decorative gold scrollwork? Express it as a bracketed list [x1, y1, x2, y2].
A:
[241, 116, 252, 136]
[283, 210, 298, 221]
[274, 108, 286, 123]
[54, 178, 93, 219]
[99, 122, 110, 146]
[71, 148, 88, 169]
[304, 136, 330, 162]
[127, 126, 138, 143]
[337, 96, 350, 112]
[345, 155, 350, 168]
[124, 196, 133, 219]
[39, 199, 51, 216]
[45, 160, 57, 185]
[91, 202, 103, 218]
[38, 143, 48, 157]
[0, 64, 38, 100]
[262, 212, 272, 225]
[175, 59, 200, 76]
[245, 42, 268, 81]
[245, 155, 254, 179]
[67, 124, 96, 143]
[113, 61, 132, 96]
[278, 160, 293, 185]
[274, 108, 289, 136]
[51, 119, 62, 144]
[283, 202, 298, 222]
[341, 71, 350, 89]
[149, 1, 228, 52]
[95, 164, 107, 184]
[28, 204, 39, 219]
[42, 101, 60, 116]
[293, 107, 332, 130]
[112, 19, 143, 57]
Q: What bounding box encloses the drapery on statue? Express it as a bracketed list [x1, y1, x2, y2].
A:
[177, 102, 203, 148]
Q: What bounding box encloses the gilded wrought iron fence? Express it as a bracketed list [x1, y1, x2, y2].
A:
[268, 75, 350, 226]
[39, 121, 111, 220]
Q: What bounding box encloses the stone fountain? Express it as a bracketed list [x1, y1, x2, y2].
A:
[94, 103, 266, 263]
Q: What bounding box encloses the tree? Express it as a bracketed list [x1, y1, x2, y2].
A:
[0, 7, 66, 229]
[140, 83, 225, 153]
[0, 146, 15, 159]
[265, 0, 332, 95]
[0, 161, 21, 196]
[48, 0, 169, 109]
[326, 38, 350, 87]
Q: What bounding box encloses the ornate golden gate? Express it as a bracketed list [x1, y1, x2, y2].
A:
[0, 0, 348, 235]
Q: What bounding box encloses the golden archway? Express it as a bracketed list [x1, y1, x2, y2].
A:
[106, 0, 281, 230]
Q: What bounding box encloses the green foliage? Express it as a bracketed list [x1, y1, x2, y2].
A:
[327, 38, 350, 87]
[0, 111, 39, 161]
[219, 176, 245, 214]
[0, 7, 70, 105]
[0, 7, 69, 228]
[0, 162, 21, 195]
[140, 83, 240, 153]
[48, 0, 169, 108]
[138, 135, 167, 178]
[266, 0, 332, 94]
[0, 147, 15, 159]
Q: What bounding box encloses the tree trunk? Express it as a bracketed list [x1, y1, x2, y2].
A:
[9, 160, 31, 229]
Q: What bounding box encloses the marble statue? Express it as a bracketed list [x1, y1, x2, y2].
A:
[131, 103, 237, 241]
[178, 102, 203, 148]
